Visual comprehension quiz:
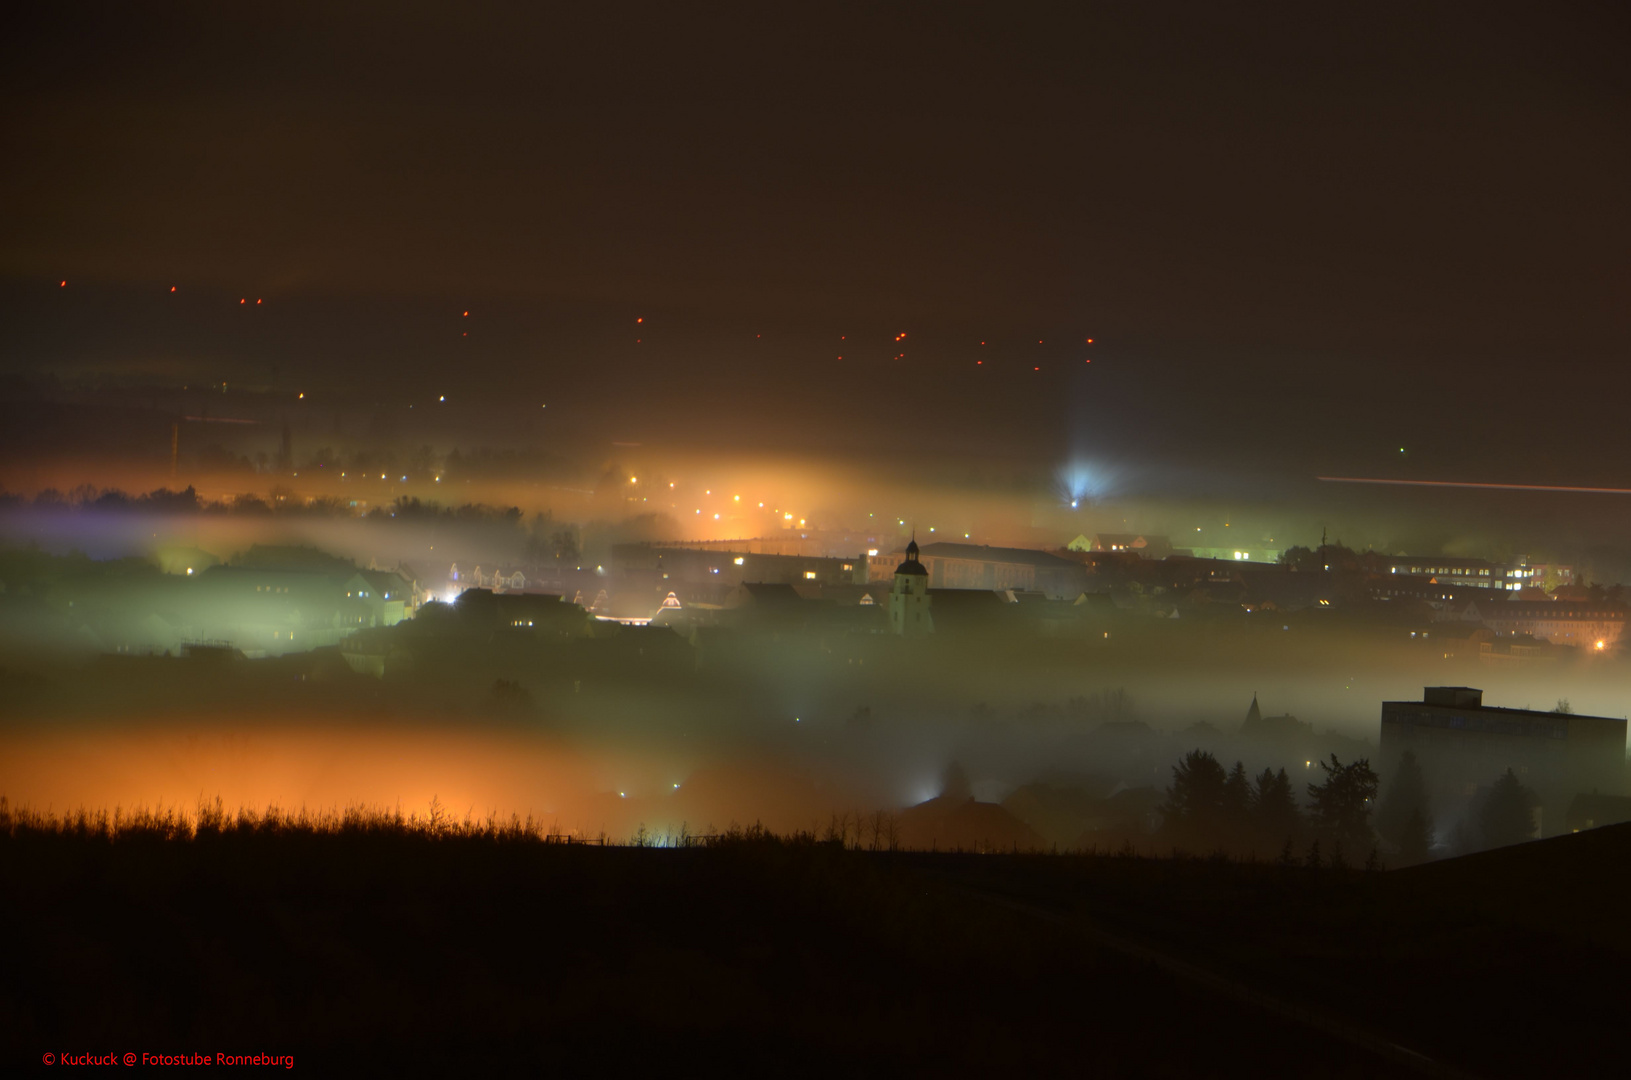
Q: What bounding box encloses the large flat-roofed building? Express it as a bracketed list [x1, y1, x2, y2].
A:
[1379, 686, 1626, 837]
[1368, 554, 1558, 591]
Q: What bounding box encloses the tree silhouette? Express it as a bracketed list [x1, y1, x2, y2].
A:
[1160, 750, 1228, 851]
[1398, 807, 1432, 865]
[1375, 750, 1433, 864]
[1306, 754, 1379, 854]
[1222, 761, 1252, 849]
[1251, 767, 1302, 851]
[1478, 769, 1537, 849]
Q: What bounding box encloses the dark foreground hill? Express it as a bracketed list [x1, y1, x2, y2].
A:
[5, 808, 1627, 1076]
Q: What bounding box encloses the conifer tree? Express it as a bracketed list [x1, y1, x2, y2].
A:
[1222, 761, 1252, 850]
[1478, 768, 1537, 849]
[1251, 766, 1302, 850]
[1160, 750, 1228, 852]
[1375, 750, 1433, 863]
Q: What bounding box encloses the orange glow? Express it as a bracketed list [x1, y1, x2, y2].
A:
[636, 317, 643, 323]
[463, 310, 469, 316]
[170, 286, 176, 292]
[256, 298, 262, 304]
[240, 298, 246, 304]
[1087, 337, 1094, 343]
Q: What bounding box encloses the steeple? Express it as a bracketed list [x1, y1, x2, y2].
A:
[1244, 693, 1261, 728]
[889, 531, 932, 634]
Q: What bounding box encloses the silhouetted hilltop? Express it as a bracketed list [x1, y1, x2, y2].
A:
[1391, 820, 1631, 952]
[895, 794, 1044, 852]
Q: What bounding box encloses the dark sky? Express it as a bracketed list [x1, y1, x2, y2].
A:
[3, 3, 1629, 474]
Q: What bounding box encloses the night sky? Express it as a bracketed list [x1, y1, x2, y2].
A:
[4, 3, 1628, 474]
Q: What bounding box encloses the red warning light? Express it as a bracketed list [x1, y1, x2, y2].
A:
[170, 286, 176, 292]
[636, 317, 643, 324]
[240, 298, 246, 304]
[1034, 366, 1040, 371]
[256, 298, 262, 305]
[1086, 338, 1094, 343]
[60, 280, 66, 287]
[463, 311, 469, 317]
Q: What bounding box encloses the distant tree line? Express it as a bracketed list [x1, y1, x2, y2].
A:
[1159, 745, 1543, 866]
[0, 483, 533, 525]
[1158, 750, 1379, 866]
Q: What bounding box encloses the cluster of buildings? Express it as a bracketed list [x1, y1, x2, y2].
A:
[439, 532, 1621, 656]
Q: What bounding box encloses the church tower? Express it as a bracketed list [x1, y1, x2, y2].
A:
[888, 537, 932, 635]
[1243, 693, 1262, 734]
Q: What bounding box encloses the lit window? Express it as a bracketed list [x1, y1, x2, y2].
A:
[805, 571, 817, 580]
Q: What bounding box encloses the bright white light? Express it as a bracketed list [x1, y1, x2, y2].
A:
[186, 568, 193, 575]
[439, 395, 445, 402]
[1056, 458, 1118, 506]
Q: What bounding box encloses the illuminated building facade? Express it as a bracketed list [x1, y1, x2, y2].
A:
[1370, 554, 1560, 591]
[1467, 600, 1625, 650]
[1085, 534, 1174, 558]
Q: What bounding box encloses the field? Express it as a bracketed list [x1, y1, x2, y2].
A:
[5, 803, 1623, 1076]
